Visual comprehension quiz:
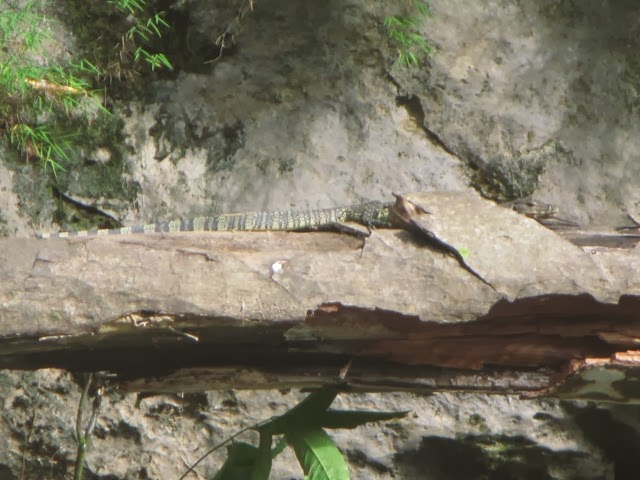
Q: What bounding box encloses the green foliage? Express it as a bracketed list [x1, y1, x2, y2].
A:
[211, 442, 261, 480]
[286, 428, 349, 480]
[384, 0, 432, 67]
[9, 124, 73, 173]
[110, 0, 173, 71]
[0, 1, 103, 174]
[181, 388, 408, 480]
[0, 0, 173, 177]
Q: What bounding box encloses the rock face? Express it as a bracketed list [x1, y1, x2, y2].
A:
[0, 370, 619, 480]
[413, 0, 640, 224]
[120, 0, 469, 221]
[2, 0, 640, 478]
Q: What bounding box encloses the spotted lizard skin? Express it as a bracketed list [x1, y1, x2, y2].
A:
[36, 201, 393, 238]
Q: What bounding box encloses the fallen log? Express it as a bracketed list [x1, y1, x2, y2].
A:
[1, 192, 639, 401]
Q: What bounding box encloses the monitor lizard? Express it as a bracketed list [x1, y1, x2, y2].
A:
[35, 201, 393, 238]
[35, 196, 570, 238]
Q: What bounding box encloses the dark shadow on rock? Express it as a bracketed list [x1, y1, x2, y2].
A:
[395, 434, 597, 480]
[563, 402, 640, 480]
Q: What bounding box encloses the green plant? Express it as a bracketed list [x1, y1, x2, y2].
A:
[180, 388, 408, 480]
[0, 1, 107, 175]
[9, 124, 73, 173]
[0, 0, 173, 176]
[110, 0, 173, 71]
[384, 0, 432, 67]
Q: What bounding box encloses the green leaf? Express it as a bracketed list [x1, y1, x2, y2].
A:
[69, 59, 101, 77]
[286, 428, 349, 480]
[401, 16, 420, 28]
[383, 16, 402, 28]
[111, 0, 144, 14]
[389, 29, 408, 44]
[144, 53, 173, 71]
[410, 32, 429, 47]
[154, 13, 170, 29]
[250, 430, 272, 480]
[156, 53, 173, 70]
[259, 388, 339, 436]
[414, 1, 432, 17]
[134, 46, 145, 62]
[314, 410, 409, 429]
[146, 17, 162, 36]
[133, 23, 152, 41]
[384, 2, 432, 69]
[212, 442, 259, 480]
